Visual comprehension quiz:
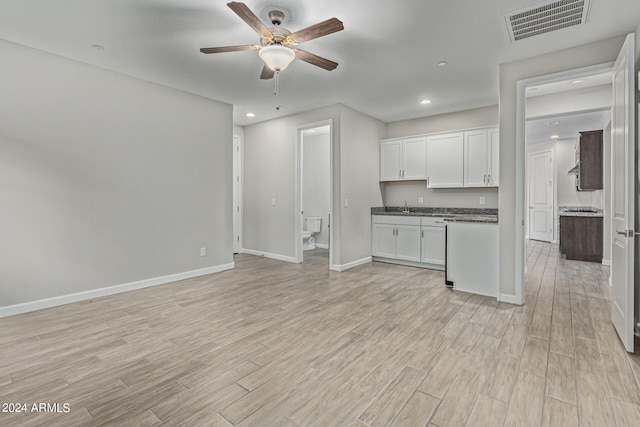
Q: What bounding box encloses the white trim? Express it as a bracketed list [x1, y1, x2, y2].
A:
[330, 256, 372, 272]
[315, 243, 329, 249]
[0, 263, 235, 318]
[240, 248, 298, 264]
[498, 293, 522, 305]
[602, 259, 611, 266]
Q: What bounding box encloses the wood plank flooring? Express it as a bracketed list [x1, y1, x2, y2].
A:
[1, 242, 640, 426]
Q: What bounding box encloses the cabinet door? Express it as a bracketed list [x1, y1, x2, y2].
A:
[379, 140, 402, 181]
[488, 128, 499, 186]
[421, 226, 445, 265]
[426, 132, 464, 187]
[402, 136, 427, 180]
[372, 223, 396, 258]
[395, 225, 421, 262]
[464, 129, 488, 187]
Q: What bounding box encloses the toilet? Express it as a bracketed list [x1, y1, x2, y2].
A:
[303, 216, 322, 250]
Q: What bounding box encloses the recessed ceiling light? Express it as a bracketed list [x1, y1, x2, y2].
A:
[571, 79, 584, 85]
[550, 134, 560, 139]
[547, 121, 560, 125]
[437, 61, 447, 67]
[92, 44, 105, 51]
[246, 112, 255, 117]
[420, 99, 431, 105]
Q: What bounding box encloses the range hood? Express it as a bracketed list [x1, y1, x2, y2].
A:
[568, 163, 579, 174]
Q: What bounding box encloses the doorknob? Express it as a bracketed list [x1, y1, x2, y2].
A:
[617, 229, 640, 237]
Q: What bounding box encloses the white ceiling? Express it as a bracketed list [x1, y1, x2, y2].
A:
[0, 0, 638, 126]
[526, 109, 610, 144]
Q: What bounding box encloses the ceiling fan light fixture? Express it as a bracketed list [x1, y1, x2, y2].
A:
[259, 44, 295, 72]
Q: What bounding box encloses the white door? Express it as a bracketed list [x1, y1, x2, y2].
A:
[528, 151, 553, 242]
[421, 226, 446, 265]
[488, 128, 499, 186]
[402, 137, 427, 180]
[426, 132, 464, 188]
[611, 34, 635, 353]
[232, 135, 241, 253]
[372, 223, 396, 258]
[395, 224, 421, 262]
[380, 140, 402, 181]
[463, 129, 488, 187]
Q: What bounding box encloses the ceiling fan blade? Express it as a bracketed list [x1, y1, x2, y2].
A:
[260, 64, 275, 80]
[200, 44, 259, 54]
[227, 2, 272, 38]
[289, 18, 344, 44]
[293, 49, 338, 71]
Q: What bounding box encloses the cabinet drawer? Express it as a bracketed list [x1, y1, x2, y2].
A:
[372, 215, 420, 226]
[421, 217, 446, 227]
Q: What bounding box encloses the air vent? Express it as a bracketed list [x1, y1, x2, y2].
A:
[505, 0, 591, 42]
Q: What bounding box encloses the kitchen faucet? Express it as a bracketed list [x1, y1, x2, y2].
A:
[403, 200, 409, 213]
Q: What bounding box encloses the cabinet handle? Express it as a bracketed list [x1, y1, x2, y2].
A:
[483, 174, 487, 184]
[421, 230, 424, 238]
[488, 174, 492, 185]
[427, 177, 430, 187]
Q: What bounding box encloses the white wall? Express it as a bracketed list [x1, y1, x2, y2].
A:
[499, 35, 625, 300]
[0, 39, 233, 310]
[242, 104, 384, 268]
[338, 106, 385, 265]
[242, 105, 341, 263]
[383, 106, 499, 209]
[303, 132, 330, 247]
[526, 84, 612, 118]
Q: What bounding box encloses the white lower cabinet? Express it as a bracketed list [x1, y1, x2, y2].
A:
[421, 217, 446, 265]
[372, 215, 421, 261]
[372, 215, 445, 269]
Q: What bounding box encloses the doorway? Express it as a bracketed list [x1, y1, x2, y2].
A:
[297, 121, 332, 264]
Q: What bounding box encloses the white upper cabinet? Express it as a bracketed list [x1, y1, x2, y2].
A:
[464, 127, 499, 187]
[379, 136, 427, 181]
[379, 140, 403, 181]
[426, 132, 464, 188]
[489, 127, 499, 186]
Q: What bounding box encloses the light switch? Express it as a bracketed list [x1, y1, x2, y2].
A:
[344, 198, 349, 208]
[418, 197, 424, 204]
[479, 197, 486, 205]
[271, 197, 276, 206]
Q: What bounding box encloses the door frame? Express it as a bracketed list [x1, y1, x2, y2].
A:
[526, 149, 555, 243]
[515, 62, 614, 305]
[296, 119, 334, 266]
[232, 134, 243, 254]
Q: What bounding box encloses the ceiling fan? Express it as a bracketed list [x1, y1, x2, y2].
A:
[200, 2, 344, 80]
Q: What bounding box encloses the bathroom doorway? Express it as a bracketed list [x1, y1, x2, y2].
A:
[298, 121, 332, 264]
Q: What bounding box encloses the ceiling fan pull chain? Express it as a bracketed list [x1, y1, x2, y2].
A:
[274, 71, 279, 96]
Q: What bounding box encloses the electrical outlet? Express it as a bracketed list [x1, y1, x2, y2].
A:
[200, 247, 207, 257]
[271, 197, 276, 206]
[479, 197, 486, 205]
[344, 198, 349, 208]
[418, 197, 424, 204]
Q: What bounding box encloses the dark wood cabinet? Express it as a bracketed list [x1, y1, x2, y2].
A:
[577, 130, 603, 191]
[559, 216, 603, 262]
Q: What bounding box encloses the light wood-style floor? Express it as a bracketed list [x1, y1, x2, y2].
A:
[2, 243, 640, 426]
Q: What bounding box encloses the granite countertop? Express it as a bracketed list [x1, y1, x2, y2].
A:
[371, 207, 498, 223]
[558, 205, 603, 218]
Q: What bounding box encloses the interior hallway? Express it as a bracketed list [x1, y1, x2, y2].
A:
[1, 244, 639, 426]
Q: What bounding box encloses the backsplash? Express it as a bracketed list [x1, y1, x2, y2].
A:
[381, 181, 499, 209]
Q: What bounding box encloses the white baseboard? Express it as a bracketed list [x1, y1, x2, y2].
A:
[0, 262, 235, 318]
[315, 243, 329, 249]
[240, 248, 298, 264]
[499, 293, 523, 305]
[330, 256, 372, 272]
[602, 259, 611, 266]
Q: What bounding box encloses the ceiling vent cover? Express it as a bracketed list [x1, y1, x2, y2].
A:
[505, 0, 591, 42]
